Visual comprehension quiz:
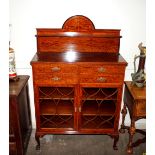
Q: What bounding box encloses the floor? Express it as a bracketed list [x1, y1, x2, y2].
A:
[26, 130, 146, 155]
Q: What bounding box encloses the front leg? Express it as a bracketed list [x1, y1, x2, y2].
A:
[119, 103, 127, 133]
[113, 135, 119, 150]
[35, 133, 40, 150]
[127, 119, 136, 154]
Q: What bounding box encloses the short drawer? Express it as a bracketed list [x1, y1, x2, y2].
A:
[33, 73, 78, 84]
[79, 74, 124, 83]
[32, 63, 78, 74]
[135, 100, 146, 116]
[79, 65, 125, 74]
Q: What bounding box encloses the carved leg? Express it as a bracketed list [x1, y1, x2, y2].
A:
[127, 119, 136, 154]
[35, 133, 40, 150]
[119, 103, 127, 133]
[113, 135, 119, 150]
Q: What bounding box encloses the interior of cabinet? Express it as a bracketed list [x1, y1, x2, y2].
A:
[81, 88, 117, 129]
[38, 87, 74, 128]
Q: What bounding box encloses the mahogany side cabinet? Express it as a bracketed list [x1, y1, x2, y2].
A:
[31, 15, 127, 150]
[9, 75, 32, 155]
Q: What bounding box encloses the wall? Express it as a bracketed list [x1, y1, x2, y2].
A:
[9, 0, 146, 128]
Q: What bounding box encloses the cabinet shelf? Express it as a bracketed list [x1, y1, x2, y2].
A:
[40, 99, 74, 115]
[82, 88, 118, 100]
[39, 87, 74, 100]
[81, 116, 115, 129]
[40, 115, 74, 128]
[82, 100, 116, 116]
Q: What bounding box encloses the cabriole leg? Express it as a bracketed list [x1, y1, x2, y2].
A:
[119, 103, 127, 133]
[127, 119, 136, 154]
[35, 133, 40, 150]
[113, 135, 119, 150]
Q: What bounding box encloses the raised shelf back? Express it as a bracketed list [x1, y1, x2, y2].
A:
[36, 15, 121, 53]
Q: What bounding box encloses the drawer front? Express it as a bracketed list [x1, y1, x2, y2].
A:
[33, 73, 78, 84]
[79, 74, 124, 83]
[79, 65, 125, 74]
[135, 100, 146, 116]
[33, 64, 78, 74]
[32, 63, 125, 84]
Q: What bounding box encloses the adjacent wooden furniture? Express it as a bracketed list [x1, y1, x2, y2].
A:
[9, 75, 32, 155]
[120, 81, 146, 154]
[31, 15, 127, 150]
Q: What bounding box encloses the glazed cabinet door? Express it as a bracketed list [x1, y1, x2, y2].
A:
[78, 86, 118, 132]
[35, 85, 77, 131]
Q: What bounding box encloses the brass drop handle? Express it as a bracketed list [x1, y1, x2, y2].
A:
[51, 77, 61, 81]
[97, 77, 106, 82]
[51, 66, 61, 72]
[98, 67, 106, 73]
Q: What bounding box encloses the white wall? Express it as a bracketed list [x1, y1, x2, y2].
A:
[9, 0, 146, 128]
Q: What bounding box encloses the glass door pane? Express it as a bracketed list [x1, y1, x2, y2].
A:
[38, 87, 75, 129]
[80, 87, 118, 129]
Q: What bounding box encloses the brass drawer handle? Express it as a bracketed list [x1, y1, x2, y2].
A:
[51, 77, 61, 81]
[51, 67, 61, 72]
[98, 67, 106, 73]
[97, 77, 106, 82]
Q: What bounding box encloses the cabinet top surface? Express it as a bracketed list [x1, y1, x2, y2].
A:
[31, 52, 127, 65]
[9, 75, 29, 96]
[125, 81, 146, 100]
